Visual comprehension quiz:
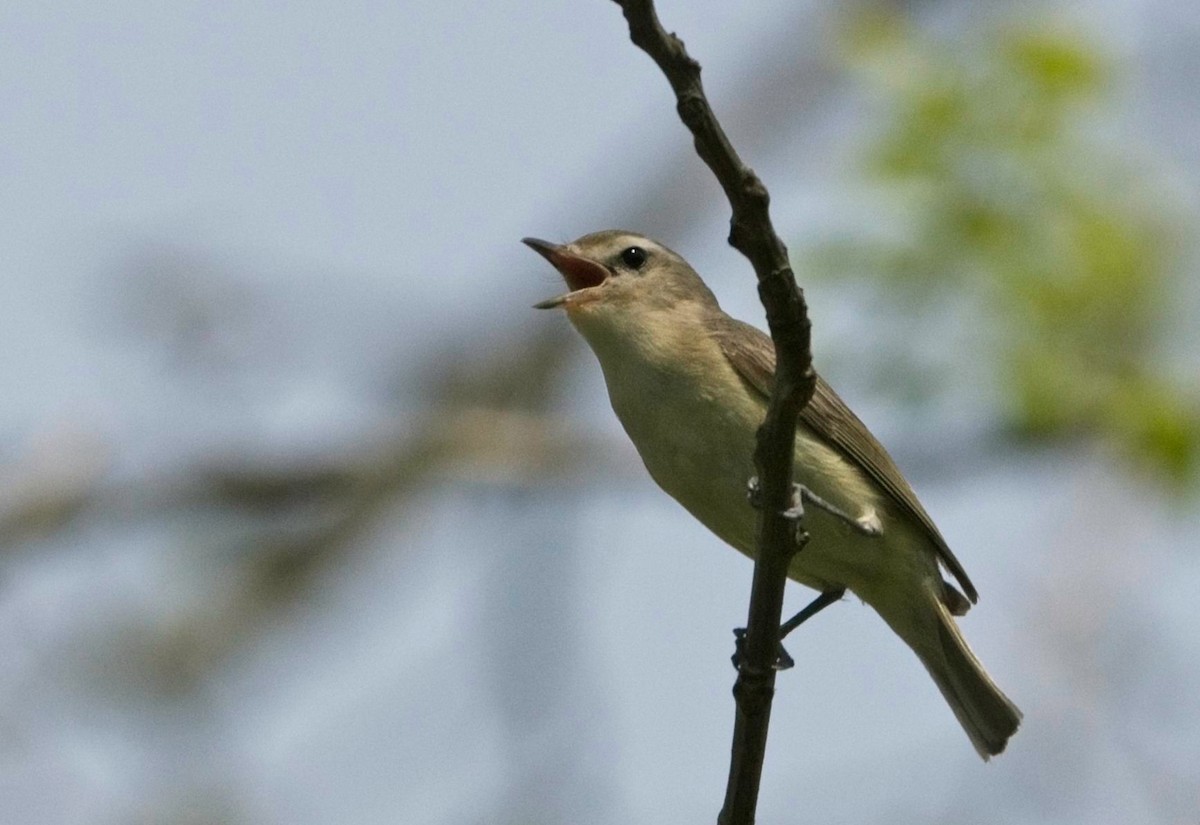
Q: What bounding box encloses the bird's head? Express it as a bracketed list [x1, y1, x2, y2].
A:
[523, 230, 717, 331]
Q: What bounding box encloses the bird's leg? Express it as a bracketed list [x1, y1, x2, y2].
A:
[747, 476, 881, 541]
[784, 481, 882, 538]
[780, 588, 845, 641]
[739, 477, 859, 669]
[732, 588, 847, 671]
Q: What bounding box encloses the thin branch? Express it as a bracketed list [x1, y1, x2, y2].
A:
[610, 2, 816, 824]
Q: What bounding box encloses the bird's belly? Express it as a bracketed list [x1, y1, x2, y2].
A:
[607, 371, 893, 596]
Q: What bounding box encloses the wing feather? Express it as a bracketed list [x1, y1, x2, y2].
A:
[712, 315, 978, 604]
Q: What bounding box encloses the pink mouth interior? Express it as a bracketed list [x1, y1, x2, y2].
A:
[555, 254, 609, 292]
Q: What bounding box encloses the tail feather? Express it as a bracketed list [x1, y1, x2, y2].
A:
[922, 598, 1022, 759]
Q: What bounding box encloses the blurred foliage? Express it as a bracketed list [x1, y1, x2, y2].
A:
[0, 245, 595, 697]
[808, 11, 1200, 488]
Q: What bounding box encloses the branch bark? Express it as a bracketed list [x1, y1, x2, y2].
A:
[610, 2, 816, 823]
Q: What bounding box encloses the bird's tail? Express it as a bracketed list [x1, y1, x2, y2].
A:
[915, 595, 1022, 759]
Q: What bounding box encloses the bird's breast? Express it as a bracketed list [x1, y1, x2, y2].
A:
[594, 329, 768, 554]
[578, 308, 898, 596]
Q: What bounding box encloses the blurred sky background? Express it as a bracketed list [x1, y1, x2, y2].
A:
[2, 1, 1199, 823]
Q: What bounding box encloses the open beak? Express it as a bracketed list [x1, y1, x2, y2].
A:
[523, 237, 611, 309]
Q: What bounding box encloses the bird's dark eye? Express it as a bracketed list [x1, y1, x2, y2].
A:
[620, 246, 647, 270]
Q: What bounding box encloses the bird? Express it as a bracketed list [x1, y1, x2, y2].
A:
[524, 229, 1022, 759]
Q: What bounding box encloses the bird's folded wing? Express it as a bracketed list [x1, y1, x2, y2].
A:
[711, 315, 978, 604]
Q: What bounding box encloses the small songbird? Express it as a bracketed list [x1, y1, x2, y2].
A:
[525, 230, 1021, 759]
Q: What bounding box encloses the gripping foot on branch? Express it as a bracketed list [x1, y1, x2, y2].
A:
[731, 588, 847, 671]
[747, 476, 883, 543]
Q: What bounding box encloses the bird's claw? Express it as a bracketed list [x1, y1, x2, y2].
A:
[744, 477, 811, 546]
[731, 627, 795, 672]
[745, 476, 763, 508]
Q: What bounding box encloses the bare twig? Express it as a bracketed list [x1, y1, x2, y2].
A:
[610, 2, 816, 823]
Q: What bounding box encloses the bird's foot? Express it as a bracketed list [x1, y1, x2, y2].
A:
[730, 589, 847, 672]
[731, 627, 795, 672]
[745, 475, 764, 508]
[748, 476, 880, 544]
[783, 483, 883, 538]
[748, 475, 810, 546]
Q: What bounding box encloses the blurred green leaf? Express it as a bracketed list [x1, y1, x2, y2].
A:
[808, 13, 1199, 488]
[1001, 28, 1106, 98]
